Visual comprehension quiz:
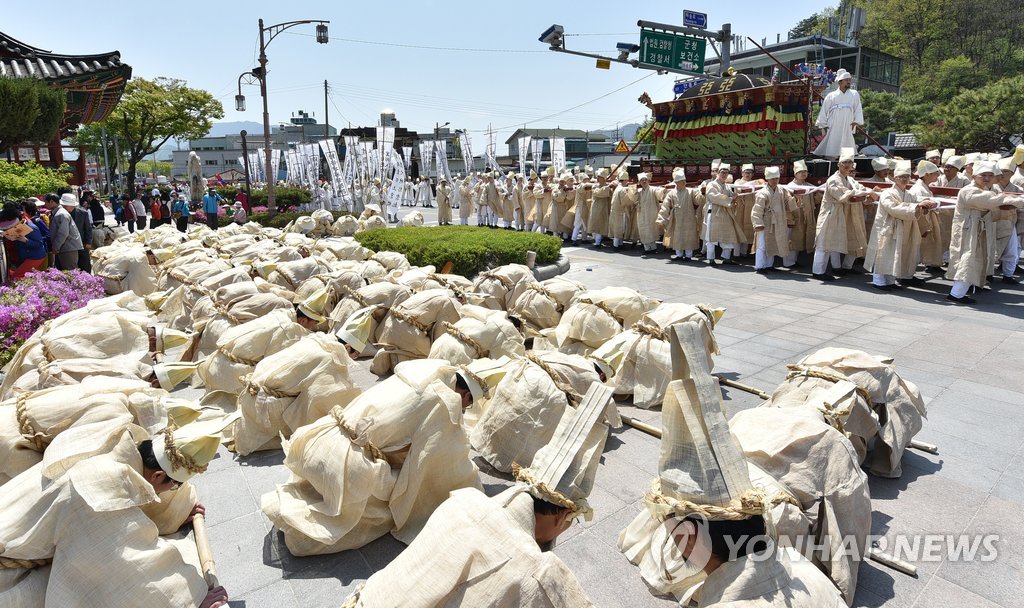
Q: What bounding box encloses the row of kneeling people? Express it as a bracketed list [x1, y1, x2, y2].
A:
[0, 219, 930, 607]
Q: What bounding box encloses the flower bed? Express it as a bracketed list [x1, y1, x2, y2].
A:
[354, 226, 562, 277]
[0, 269, 105, 367]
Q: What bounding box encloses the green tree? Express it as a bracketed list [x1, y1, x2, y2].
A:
[789, 13, 824, 39]
[0, 77, 66, 152]
[917, 76, 1024, 151]
[136, 159, 172, 176]
[0, 161, 70, 200]
[859, 89, 931, 141]
[89, 77, 223, 196]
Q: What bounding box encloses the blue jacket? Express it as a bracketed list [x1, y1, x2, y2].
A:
[14, 221, 46, 261]
[172, 199, 191, 217]
[202, 192, 222, 214]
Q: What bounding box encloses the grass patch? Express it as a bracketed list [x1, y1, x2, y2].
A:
[354, 226, 562, 277]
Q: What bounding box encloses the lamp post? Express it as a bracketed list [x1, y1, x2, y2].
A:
[234, 18, 329, 215]
[239, 130, 252, 203]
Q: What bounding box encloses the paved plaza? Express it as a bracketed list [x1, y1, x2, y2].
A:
[179, 206, 1024, 608]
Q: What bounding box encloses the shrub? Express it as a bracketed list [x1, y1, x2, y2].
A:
[354, 226, 562, 277]
[249, 187, 311, 211]
[0, 268, 104, 366]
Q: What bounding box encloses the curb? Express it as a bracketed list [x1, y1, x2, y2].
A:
[532, 254, 571, 281]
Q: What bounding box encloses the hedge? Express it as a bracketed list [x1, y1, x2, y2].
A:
[354, 226, 562, 277]
[212, 186, 310, 210]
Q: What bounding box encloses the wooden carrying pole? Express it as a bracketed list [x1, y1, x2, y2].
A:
[744, 36, 894, 158]
[192, 513, 219, 588]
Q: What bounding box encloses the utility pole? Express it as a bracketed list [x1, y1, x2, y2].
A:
[240, 130, 253, 203]
[324, 80, 329, 142]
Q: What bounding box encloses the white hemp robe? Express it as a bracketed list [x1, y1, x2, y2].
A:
[342, 486, 591, 608]
[813, 88, 863, 158]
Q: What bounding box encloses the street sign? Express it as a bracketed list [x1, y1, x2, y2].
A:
[639, 29, 706, 73]
[614, 139, 630, 154]
[683, 10, 707, 29]
[595, 58, 611, 70]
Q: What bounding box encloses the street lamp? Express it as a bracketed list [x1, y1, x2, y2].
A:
[247, 18, 330, 214]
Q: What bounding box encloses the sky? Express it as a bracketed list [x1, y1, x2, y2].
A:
[7, 0, 830, 150]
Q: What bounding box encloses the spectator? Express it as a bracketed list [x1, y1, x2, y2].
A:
[122, 194, 137, 232]
[88, 192, 106, 228]
[111, 192, 125, 225]
[171, 193, 190, 233]
[66, 196, 93, 272]
[202, 187, 223, 230]
[43, 193, 83, 271]
[158, 191, 172, 227]
[130, 192, 147, 232]
[0, 202, 47, 280]
[235, 188, 249, 212]
[149, 193, 162, 229]
[231, 201, 247, 225]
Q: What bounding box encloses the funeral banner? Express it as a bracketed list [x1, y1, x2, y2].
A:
[435, 140, 452, 184]
[459, 132, 474, 173]
[550, 138, 566, 174]
[531, 139, 544, 175]
[518, 135, 531, 177]
[270, 149, 281, 184]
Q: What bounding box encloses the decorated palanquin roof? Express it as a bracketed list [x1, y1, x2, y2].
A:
[0, 31, 132, 137]
[651, 75, 823, 121]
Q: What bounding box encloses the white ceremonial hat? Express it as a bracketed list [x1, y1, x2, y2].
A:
[793, 159, 808, 174]
[741, 163, 754, 173]
[974, 161, 996, 175]
[710, 158, 722, 171]
[916, 160, 939, 176]
[153, 361, 200, 392]
[453, 358, 508, 405]
[334, 304, 377, 355]
[672, 167, 686, 183]
[893, 160, 912, 177]
[297, 287, 330, 323]
[839, 147, 856, 163]
[596, 168, 610, 178]
[718, 163, 731, 172]
[942, 148, 956, 163]
[515, 383, 617, 520]
[617, 170, 628, 181]
[987, 153, 1002, 162]
[925, 150, 940, 160]
[998, 157, 1016, 173]
[763, 166, 780, 180]
[835, 68, 852, 82]
[945, 155, 965, 170]
[152, 414, 240, 483]
[871, 157, 889, 171]
[646, 322, 759, 521]
[638, 172, 651, 181]
[965, 152, 982, 165]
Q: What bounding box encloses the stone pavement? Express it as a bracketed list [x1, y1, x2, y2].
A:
[183, 209, 1022, 607]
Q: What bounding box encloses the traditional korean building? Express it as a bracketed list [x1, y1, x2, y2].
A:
[0, 31, 132, 185]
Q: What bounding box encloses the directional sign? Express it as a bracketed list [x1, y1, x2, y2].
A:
[673, 78, 707, 95]
[639, 30, 706, 74]
[683, 10, 708, 29]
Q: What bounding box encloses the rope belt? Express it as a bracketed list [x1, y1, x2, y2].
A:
[390, 309, 431, 334]
[330, 406, 387, 462]
[575, 297, 618, 320]
[214, 303, 243, 326]
[633, 319, 668, 341]
[525, 352, 582, 406]
[340, 285, 372, 309]
[15, 394, 45, 450]
[645, 480, 800, 522]
[785, 364, 872, 403]
[442, 322, 489, 358]
[218, 348, 261, 367]
[0, 557, 51, 570]
[244, 378, 300, 400]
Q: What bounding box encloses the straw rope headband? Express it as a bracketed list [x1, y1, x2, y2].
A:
[160, 424, 208, 476]
[458, 365, 492, 400]
[16, 393, 45, 450]
[512, 463, 581, 514]
[785, 364, 872, 403]
[644, 479, 798, 522]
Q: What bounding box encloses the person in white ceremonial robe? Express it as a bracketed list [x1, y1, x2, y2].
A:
[813, 69, 863, 159]
[704, 164, 741, 265]
[417, 178, 434, 208]
[995, 157, 1022, 284]
[402, 179, 415, 208]
[751, 167, 797, 273]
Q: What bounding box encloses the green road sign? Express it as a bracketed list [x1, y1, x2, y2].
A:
[639, 29, 706, 73]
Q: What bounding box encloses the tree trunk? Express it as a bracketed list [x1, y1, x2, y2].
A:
[126, 159, 139, 198]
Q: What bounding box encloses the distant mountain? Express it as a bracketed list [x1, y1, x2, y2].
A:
[204, 121, 264, 138]
[593, 123, 642, 141]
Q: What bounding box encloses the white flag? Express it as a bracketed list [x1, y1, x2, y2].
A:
[531, 139, 544, 176]
[550, 138, 566, 174]
[518, 135, 531, 177]
[459, 132, 474, 173]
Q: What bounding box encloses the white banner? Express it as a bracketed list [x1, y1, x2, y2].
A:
[386, 149, 406, 209]
[531, 139, 544, 175]
[270, 149, 281, 184]
[256, 148, 267, 183]
[550, 137, 566, 174]
[375, 126, 395, 178]
[319, 139, 344, 207]
[459, 132, 474, 173]
[485, 128, 501, 173]
[401, 146, 413, 173]
[517, 135, 531, 177]
[435, 139, 452, 184]
[418, 141, 434, 176]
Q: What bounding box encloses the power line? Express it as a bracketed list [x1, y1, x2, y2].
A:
[280, 30, 611, 53]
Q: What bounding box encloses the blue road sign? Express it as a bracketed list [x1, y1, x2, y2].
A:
[683, 10, 708, 29]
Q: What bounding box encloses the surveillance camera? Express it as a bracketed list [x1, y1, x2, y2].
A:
[616, 42, 640, 53]
[539, 24, 565, 47]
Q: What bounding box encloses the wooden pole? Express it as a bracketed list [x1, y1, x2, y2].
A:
[868, 548, 918, 577]
[621, 414, 662, 439]
[713, 374, 772, 400]
[192, 513, 219, 588]
[743, 36, 894, 158]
